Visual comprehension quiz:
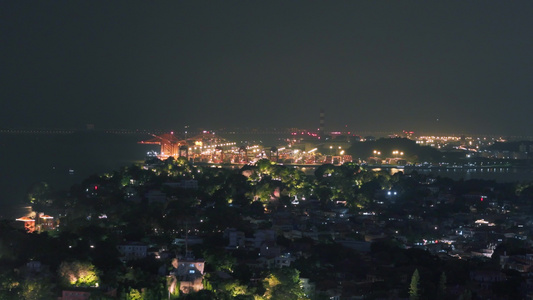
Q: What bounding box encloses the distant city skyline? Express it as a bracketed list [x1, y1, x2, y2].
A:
[1, 1, 532, 135]
[3, 125, 533, 140]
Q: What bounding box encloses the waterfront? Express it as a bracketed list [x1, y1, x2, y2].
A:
[0, 132, 156, 213]
[412, 167, 533, 182]
[306, 165, 533, 183]
[3, 131, 533, 219]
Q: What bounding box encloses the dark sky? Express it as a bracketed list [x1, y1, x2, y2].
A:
[1, 1, 532, 135]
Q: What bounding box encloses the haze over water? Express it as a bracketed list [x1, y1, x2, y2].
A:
[0, 132, 155, 216]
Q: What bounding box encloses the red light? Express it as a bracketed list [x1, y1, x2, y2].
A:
[94, 185, 98, 190]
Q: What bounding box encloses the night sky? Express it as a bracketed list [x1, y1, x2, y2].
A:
[1, 1, 532, 135]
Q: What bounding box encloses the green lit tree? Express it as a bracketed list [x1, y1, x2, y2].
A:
[263, 268, 308, 300]
[0, 270, 20, 299]
[126, 289, 143, 300]
[166, 275, 180, 299]
[203, 249, 236, 273]
[19, 278, 55, 300]
[202, 277, 213, 292]
[58, 261, 99, 288]
[176, 156, 190, 167]
[409, 269, 420, 300]
[255, 181, 275, 203]
[256, 158, 275, 175]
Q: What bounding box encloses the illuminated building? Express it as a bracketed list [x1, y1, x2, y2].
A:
[139, 131, 236, 162]
[39, 214, 55, 231]
[15, 216, 35, 233]
[139, 132, 186, 157]
[169, 255, 205, 294]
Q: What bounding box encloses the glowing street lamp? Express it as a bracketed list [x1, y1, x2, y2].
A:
[392, 150, 404, 157]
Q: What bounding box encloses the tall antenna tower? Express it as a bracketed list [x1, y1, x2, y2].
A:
[319, 109, 325, 137]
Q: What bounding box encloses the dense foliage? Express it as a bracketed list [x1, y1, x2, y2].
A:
[0, 157, 531, 299]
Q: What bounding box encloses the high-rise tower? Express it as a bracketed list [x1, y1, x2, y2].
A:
[319, 109, 325, 137]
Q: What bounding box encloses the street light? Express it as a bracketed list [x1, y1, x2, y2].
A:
[392, 150, 403, 158]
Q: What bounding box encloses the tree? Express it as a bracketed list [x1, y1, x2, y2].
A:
[0, 270, 20, 299]
[27, 181, 54, 213]
[126, 289, 142, 300]
[263, 268, 308, 300]
[255, 181, 276, 203]
[176, 156, 190, 167]
[166, 275, 180, 299]
[19, 278, 55, 300]
[58, 261, 100, 287]
[218, 280, 248, 297]
[256, 159, 275, 175]
[351, 193, 370, 210]
[203, 249, 236, 273]
[409, 269, 420, 300]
